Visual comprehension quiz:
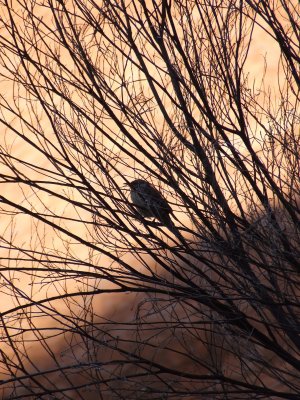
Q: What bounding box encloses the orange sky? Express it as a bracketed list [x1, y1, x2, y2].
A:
[0, 2, 297, 397]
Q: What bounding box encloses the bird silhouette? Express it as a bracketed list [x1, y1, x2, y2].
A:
[128, 179, 186, 244]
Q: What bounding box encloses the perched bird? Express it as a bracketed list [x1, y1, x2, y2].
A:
[128, 179, 185, 243]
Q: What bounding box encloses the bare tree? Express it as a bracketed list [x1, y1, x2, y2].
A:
[0, 0, 299, 398]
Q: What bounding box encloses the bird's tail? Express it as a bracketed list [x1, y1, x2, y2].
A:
[163, 215, 187, 247]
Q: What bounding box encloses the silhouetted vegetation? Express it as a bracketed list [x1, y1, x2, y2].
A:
[0, 0, 299, 398]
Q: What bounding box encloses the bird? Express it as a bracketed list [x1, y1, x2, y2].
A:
[127, 179, 185, 244]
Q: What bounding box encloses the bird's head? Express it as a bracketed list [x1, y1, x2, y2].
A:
[126, 179, 146, 190]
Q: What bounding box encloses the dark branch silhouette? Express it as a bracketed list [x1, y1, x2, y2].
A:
[0, 0, 299, 398]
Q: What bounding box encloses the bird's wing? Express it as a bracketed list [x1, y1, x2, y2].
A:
[146, 186, 172, 212]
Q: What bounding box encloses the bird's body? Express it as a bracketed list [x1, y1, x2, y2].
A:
[128, 179, 185, 244]
[128, 179, 171, 222]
